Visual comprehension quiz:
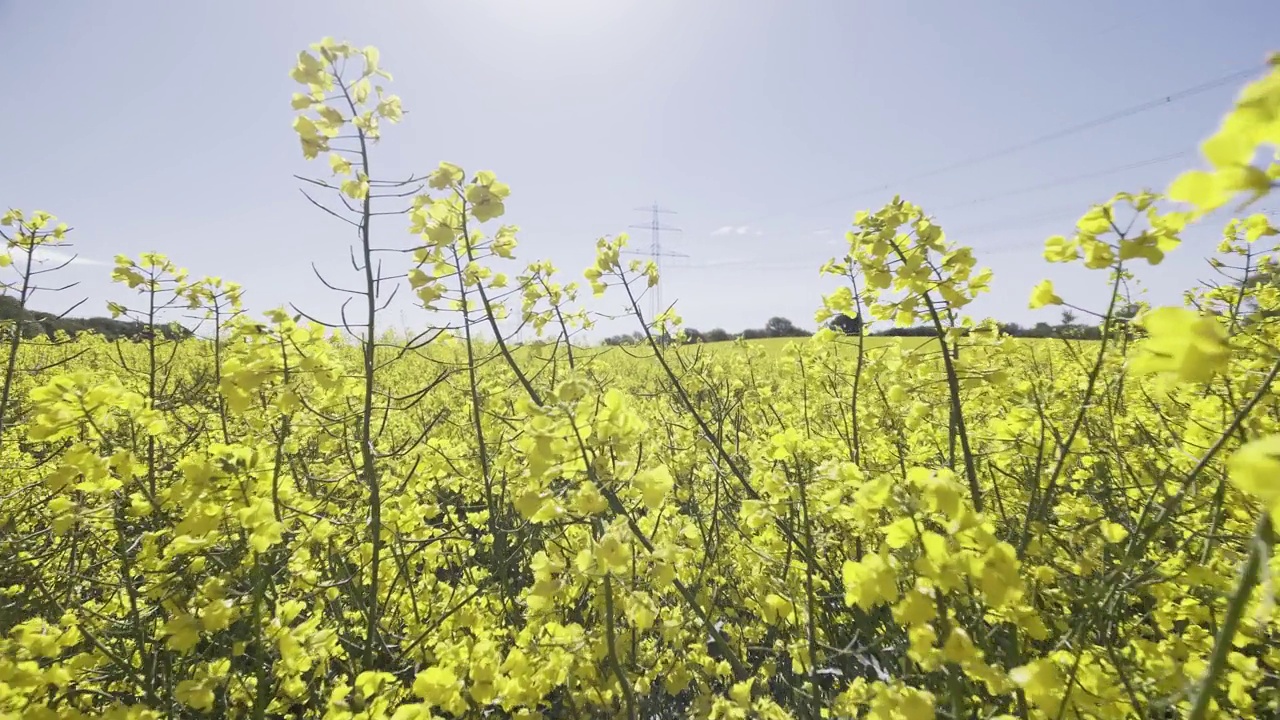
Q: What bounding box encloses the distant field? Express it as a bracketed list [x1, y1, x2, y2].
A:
[555, 335, 943, 372]
[522, 334, 1080, 363]
[700, 335, 938, 356]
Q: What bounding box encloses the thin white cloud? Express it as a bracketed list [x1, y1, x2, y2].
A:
[14, 247, 108, 267]
[677, 256, 763, 269]
[712, 225, 762, 237]
[812, 228, 832, 236]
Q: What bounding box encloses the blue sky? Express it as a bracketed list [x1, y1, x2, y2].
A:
[2, 1, 1277, 338]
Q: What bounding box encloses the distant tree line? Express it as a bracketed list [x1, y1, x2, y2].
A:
[602, 315, 825, 346]
[813, 308, 1139, 340]
[600, 307, 1140, 346]
[873, 322, 1105, 339]
[0, 295, 193, 342]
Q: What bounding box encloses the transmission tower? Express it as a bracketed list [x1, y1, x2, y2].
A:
[624, 202, 685, 321]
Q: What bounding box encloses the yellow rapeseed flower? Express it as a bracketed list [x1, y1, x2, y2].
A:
[1227, 435, 1280, 516]
[1129, 306, 1230, 383]
[1028, 279, 1063, 309]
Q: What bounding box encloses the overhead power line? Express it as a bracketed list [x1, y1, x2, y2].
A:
[932, 149, 1191, 212]
[739, 65, 1262, 226]
[947, 203, 1092, 237]
[680, 148, 1195, 271]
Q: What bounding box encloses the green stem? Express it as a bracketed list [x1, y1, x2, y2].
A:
[603, 573, 638, 720]
[1186, 512, 1272, 720]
